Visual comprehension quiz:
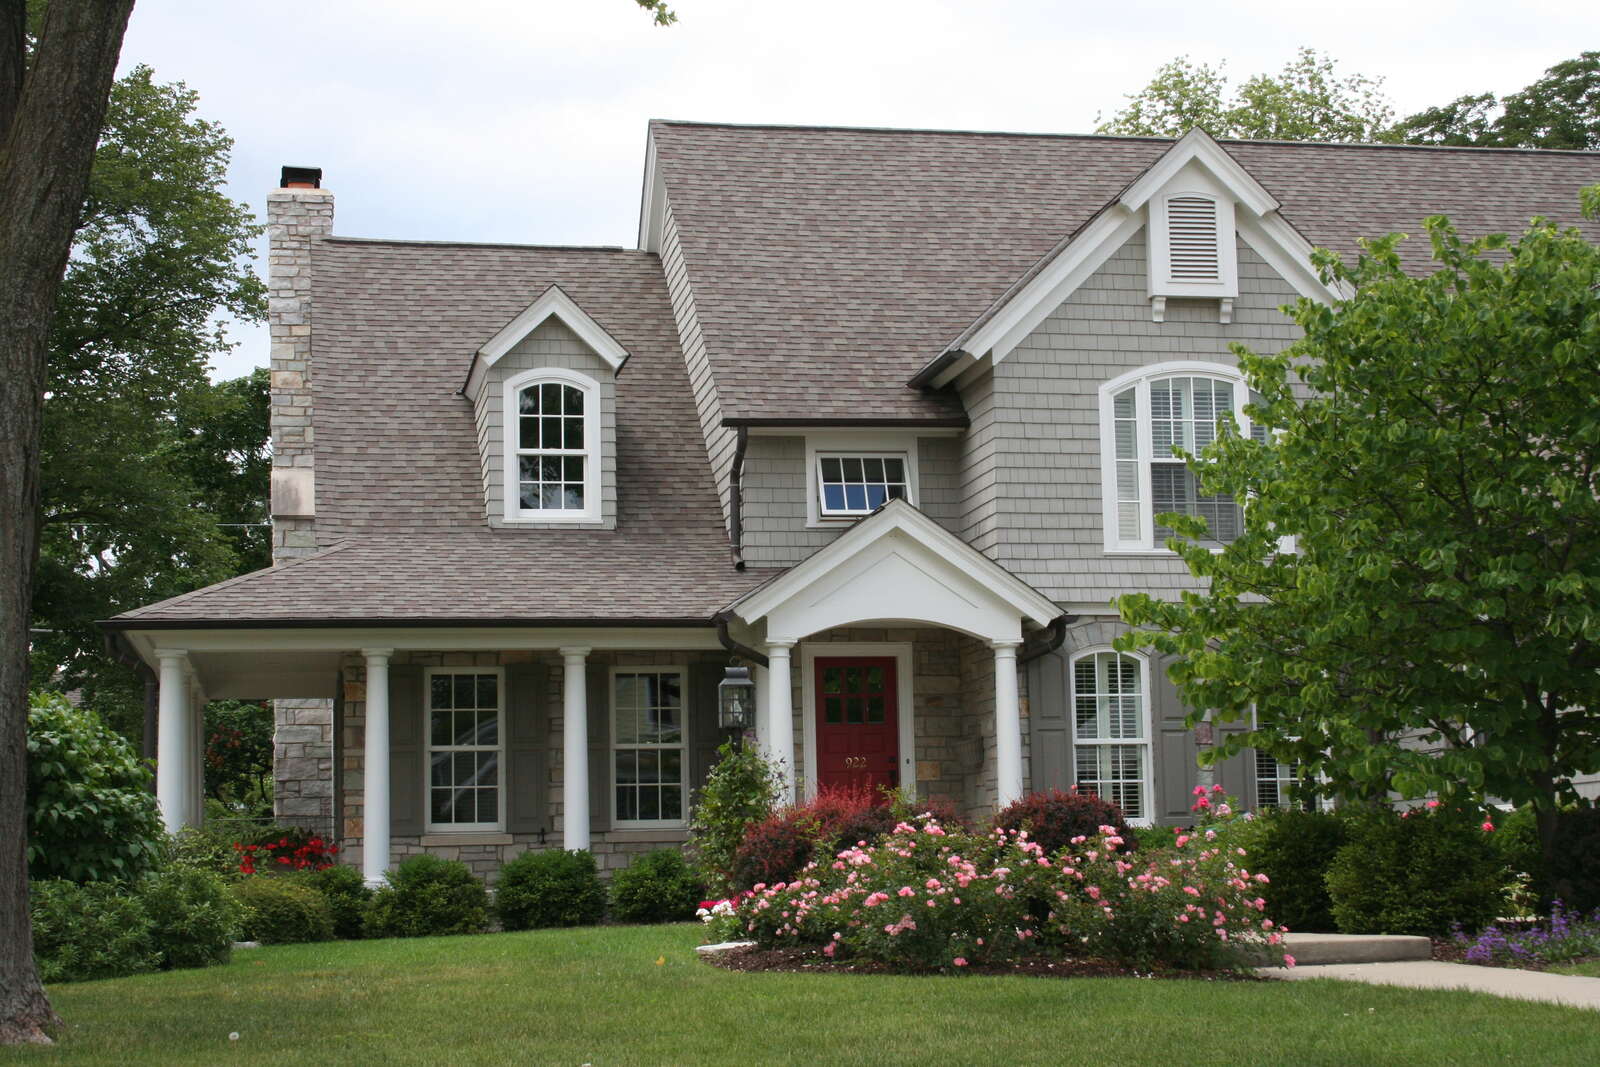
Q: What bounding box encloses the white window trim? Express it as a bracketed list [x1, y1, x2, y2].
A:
[1146, 165, 1239, 303]
[803, 432, 921, 528]
[1250, 707, 1332, 813]
[1068, 649, 1154, 828]
[502, 366, 602, 524]
[609, 665, 690, 830]
[423, 666, 506, 834]
[1097, 360, 1253, 554]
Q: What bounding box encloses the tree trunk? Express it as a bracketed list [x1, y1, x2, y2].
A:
[0, 0, 135, 1045]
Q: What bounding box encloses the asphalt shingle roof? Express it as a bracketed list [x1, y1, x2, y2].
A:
[651, 121, 1600, 423]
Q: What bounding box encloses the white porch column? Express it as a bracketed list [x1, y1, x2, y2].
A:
[155, 649, 190, 831]
[752, 664, 772, 764]
[992, 641, 1024, 808]
[362, 648, 393, 887]
[765, 642, 796, 803]
[561, 648, 592, 852]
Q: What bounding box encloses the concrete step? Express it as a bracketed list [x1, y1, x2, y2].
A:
[1276, 932, 1432, 965]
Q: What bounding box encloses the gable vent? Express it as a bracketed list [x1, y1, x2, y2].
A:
[1166, 196, 1220, 282]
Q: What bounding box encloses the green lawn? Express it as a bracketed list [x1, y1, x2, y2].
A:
[5, 925, 1599, 1066]
[1552, 959, 1600, 978]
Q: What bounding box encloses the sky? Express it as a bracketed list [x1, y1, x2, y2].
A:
[115, 0, 1597, 380]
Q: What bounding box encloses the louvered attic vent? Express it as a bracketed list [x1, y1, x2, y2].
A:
[1166, 196, 1220, 282]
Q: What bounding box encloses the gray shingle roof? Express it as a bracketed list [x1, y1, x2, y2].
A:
[651, 121, 1600, 424]
[115, 241, 774, 625]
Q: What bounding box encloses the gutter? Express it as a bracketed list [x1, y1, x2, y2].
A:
[713, 609, 768, 668]
[728, 425, 748, 570]
[1017, 613, 1074, 665]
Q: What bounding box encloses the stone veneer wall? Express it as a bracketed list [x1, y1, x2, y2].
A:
[267, 183, 335, 828]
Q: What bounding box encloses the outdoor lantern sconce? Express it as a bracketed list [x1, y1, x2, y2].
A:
[718, 666, 756, 730]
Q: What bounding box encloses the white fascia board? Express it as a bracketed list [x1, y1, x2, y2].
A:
[121, 626, 725, 665]
[733, 498, 1060, 629]
[636, 132, 667, 253]
[1236, 213, 1351, 305]
[1119, 129, 1279, 219]
[478, 285, 630, 371]
[931, 207, 1144, 389]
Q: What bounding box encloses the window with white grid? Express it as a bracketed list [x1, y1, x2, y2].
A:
[612, 668, 688, 826]
[816, 454, 910, 517]
[1071, 651, 1149, 823]
[1100, 363, 1263, 551]
[426, 669, 503, 831]
[503, 367, 600, 523]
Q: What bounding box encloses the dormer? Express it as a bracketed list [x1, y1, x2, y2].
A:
[462, 285, 628, 530]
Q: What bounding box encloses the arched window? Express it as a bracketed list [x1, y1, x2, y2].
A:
[502, 368, 601, 522]
[1098, 361, 1262, 551]
[1070, 649, 1152, 824]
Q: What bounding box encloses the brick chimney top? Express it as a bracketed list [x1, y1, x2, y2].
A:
[280, 165, 322, 190]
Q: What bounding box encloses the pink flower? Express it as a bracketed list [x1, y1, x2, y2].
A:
[1425, 799, 1440, 809]
[1192, 786, 1207, 796]
[898, 887, 915, 897]
[1212, 784, 1225, 793]
[1482, 820, 1495, 832]
[953, 957, 968, 967]
[823, 942, 836, 957]
[1283, 954, 1296, 968]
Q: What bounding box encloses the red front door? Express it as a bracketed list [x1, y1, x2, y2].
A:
[815, 657, 899, 795]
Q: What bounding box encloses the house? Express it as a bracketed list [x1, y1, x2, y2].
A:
[102, 123, 1600, 885]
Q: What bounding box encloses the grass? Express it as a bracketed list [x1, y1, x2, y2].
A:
[1552, 959, 1600, 978]
[5, 925, 1600, 1066]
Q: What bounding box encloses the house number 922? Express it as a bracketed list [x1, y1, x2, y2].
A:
[843, 756, 868, 769]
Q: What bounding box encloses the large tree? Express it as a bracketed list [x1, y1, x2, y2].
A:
[1395, 51, 1599, 150]
[1115, 193, 1600, 872]
[1097, 48, 1397, 143]
[1, 0, 137, 1045]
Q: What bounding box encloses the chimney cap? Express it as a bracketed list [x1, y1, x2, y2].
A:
[280, 165, 322, 189]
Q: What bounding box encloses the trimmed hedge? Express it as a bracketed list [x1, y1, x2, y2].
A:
[495, 850, 606, 930]
[610, 849, 703, 924]
[233, 876, 335, 944]
[1236, 807, 1347, 932]
[365, 855, 488, 938]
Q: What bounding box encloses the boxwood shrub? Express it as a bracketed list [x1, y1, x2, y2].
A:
[300, 864, 373, 940]
[610, 849, 703, 924]
[495, 849, 606, 930]
[141, 866, 241, 968]
[365, 855, 488, 938]
[233, 876, 335, 944]
[1235, 807, 1348, 933]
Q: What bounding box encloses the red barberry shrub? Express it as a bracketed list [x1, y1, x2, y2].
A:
[992, 788, 1138, 857]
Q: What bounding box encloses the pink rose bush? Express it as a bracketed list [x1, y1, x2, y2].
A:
[716, 811, 1289, 973]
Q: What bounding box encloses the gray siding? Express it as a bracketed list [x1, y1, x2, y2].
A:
[660, 198, 737, 531]
[961, 228, 1303, 606]
[473, 317, 617, 530]
[739, 435, 965, 568]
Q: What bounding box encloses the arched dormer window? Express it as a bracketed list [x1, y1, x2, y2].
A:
[502, 367, 601, 523]
[1098, 361, 1263, 552]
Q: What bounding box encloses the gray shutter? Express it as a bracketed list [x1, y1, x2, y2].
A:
[505, 663, 550, 834]
[388, 665, 425, 837]
[689, 661, 730, 807]
[1150, 654, 1200, 826]
[1214, 716, 1252, 805]
[1025, 650, 1070, 794]
[586, 663, 611, 834]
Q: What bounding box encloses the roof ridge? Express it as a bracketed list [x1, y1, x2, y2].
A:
[322, 236, 649, 253]
[650, 118, 1600, 157]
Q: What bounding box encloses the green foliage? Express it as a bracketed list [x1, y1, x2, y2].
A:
[364, 855, 489, 938]
[232, 877, 335, 945]
[494, 849, 607, 930]
[202, 699, 273, 814]
[300, 864, 374, 941]
[1116, 200, 1600, 859]
[633, 0, 677, 26]
[29, 61, 268, 746]
[689, 740, 783, 893]
[1395, 52, 1598, 150]
[1098, 48, 1396, 142]
[1237, 808, 1348, 932]
[26, 691, 164, 883]
[609, 849, 703, 924]
[140, 866, 240, 969]
[993, 789, 1139, 857]
[29, 880, 158, 984]
[1325, 806, 1506, 936]
[162, 822, 246, 878]
[1548, 806, 1600, 914]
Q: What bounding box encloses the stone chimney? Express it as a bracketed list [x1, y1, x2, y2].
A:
[267, 166, 331, 563]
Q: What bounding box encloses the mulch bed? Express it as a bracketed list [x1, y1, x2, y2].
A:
[703, 943, 1262, 982]
[1430, 937, 1600, 973]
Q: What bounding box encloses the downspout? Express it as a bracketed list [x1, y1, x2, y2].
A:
[1017, 613, 1074, 664]
[714, 609, 768, 668]
[728, 426, 748, 570]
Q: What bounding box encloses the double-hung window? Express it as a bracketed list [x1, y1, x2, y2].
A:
[1070, 651, 1151, 824]
[612, 668, 688, 826]
[426, 668, 503, 831]
[1100, 362, 1263, 551]
[503, 367, 600, 523]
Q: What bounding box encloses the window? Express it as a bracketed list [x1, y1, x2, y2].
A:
[1253, 750, 1313, 811]
[1071, 651, 1150, 824]
[612, 668, 688, 826]
[502, 368, 600, 522]
[816, 454, 909, 517]
[426, 669, 503, 830]
[1099, 362, 1263, 551]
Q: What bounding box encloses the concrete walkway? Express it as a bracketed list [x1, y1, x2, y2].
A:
[1266, 959, 1600, 1011]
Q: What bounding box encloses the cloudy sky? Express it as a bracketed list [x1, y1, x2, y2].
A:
[116, 0, 1594, 379]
